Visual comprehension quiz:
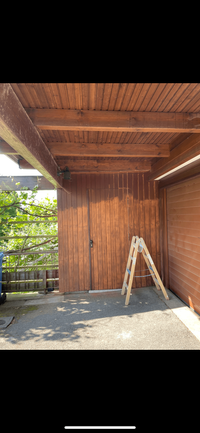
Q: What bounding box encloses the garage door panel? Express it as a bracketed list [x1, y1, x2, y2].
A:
[167, 175, 200, 315]
[167, 189, 200, 204]
[168, 247, 200, 271]
[167, 179, 200, 199]
[168, 206, 200, 216]
[169, 257, 200, 284]
[168, 226, 200, 239]
[168, 213, 200, 223]
[168, 219, 200, 231]
[167, 198, 200, 209]
[169, 271, 200, 301]
[169, 277, 200, 314]
[168, 232, 200, 248]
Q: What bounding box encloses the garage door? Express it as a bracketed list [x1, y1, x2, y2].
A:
[167, 176, 200, 315]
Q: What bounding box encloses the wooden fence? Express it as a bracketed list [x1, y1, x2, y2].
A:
[2, 269, 59, 293]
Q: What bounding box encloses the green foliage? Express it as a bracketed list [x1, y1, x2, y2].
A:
[0, 184, 58, 272]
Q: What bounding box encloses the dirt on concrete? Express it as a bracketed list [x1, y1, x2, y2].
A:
[0, 286, 200, 349]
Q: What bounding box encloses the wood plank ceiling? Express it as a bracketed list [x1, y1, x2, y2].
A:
[1, 83, 200, 176]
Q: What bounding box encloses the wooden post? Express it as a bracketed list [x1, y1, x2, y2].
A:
[43, 270, 47, 294]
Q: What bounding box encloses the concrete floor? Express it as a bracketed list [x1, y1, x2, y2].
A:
[0, 286, 200, 349]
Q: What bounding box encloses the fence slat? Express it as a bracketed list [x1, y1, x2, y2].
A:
[1, 269, 59, 293]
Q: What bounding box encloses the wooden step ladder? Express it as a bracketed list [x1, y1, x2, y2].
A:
[121, 236, 169, 305]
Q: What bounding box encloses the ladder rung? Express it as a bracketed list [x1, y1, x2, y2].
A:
[127, 268, 131, 275]
[124, 282, 128, 288]
[130, 255, 134, 260]
[149, 266, 153, 272]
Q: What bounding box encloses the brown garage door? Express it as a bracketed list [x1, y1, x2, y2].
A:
[167, 176, 200, 315]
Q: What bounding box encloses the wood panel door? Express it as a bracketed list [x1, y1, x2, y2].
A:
[88, 188, 130, 290]
[167, 176, 200, 315]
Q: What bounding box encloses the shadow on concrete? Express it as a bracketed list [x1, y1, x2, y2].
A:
[0, 286, 192, 347]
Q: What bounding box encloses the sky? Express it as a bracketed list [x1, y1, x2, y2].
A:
[0, 155, 57, 200]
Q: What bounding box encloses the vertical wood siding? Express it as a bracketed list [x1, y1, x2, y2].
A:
[89, 187, 129, 290]
[57, 173, 161, 292]
[167, 176, 200, 315]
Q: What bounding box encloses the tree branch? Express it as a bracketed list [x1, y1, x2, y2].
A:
[12, 206, 57, 218]
[0, 201, 56, 212]
[27, 202, 57, 212]
[4, 238, 57, 254]
[0, 201, 20, 208]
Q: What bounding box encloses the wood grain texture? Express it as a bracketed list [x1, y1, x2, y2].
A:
[57, 173, 160, 292]
[18, 159, 34, 169]
[167, 176, 200, 315]
[55, 159, 151, 173]
[25, 108, 200, 133]
[0, 140, 18, 154]
[46, 142, 170, 157]
[0, 84, 68, 191]
[10, 83, 200, 114]
[149, 133, 200, 180]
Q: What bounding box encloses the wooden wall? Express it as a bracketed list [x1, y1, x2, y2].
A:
[57, 173, 161, 292]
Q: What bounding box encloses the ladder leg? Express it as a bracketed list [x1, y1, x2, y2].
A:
[141, 248, 161, 291]
[140, 238, 169, 300]
[125, 239, 139, 305]
[121, 236, 136, 295]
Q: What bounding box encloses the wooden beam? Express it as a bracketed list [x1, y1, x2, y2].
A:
[26, 108, 200, 133]
[0, 176, 55, 190]
[56, 159, 151, 173]
[18, 159, 34, 169]
[0, 84, 69, 193]
[148, 133, 200, 180]
[4, 154, 20, 165]
[0, 140, 35, 169]
[158, 162, 200, 189]
[0, 139, 18, 154]
[46, 142, 170, 158]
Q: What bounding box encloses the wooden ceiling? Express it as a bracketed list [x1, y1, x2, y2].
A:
[1, 83, 200, 183]
[10, 83, 200, 112]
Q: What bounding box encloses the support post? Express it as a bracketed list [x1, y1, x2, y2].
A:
[43, 270, 47, 294]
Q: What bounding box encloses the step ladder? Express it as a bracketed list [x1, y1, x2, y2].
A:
[121, 236, 169, 305]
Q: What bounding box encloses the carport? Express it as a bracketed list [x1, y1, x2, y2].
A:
[1, 83, 200, 317]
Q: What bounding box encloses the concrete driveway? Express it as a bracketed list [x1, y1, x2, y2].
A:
[0, 286, 200, 349]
